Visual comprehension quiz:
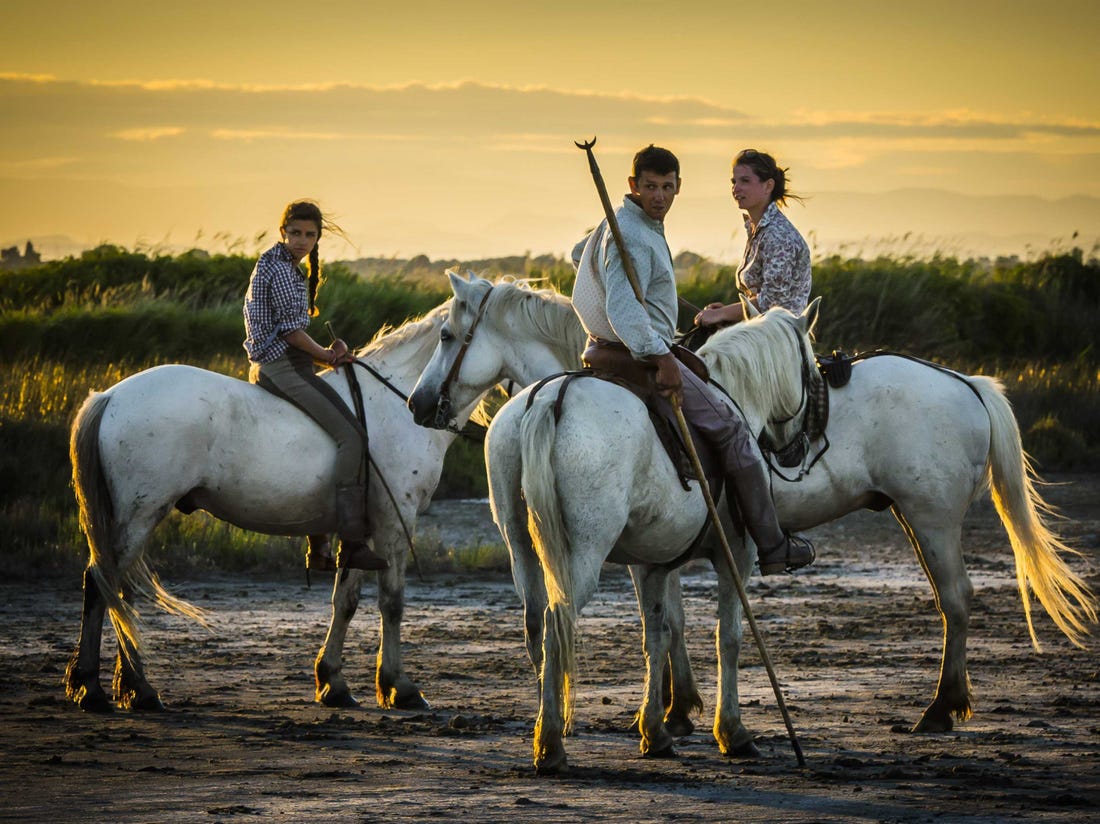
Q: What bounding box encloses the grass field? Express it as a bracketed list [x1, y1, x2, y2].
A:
[2, 245, 1096, 577]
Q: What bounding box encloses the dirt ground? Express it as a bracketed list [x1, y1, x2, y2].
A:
[2, 475, 1098, 823]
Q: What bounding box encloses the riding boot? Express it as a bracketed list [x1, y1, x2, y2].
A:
[727, 462, 815, 575]
[305, 534, 337, 572]
[334, 485, 389, 571]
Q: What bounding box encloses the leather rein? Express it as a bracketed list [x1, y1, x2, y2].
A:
[428, 284, 495, 432]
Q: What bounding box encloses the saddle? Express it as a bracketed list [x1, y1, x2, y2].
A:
[548, 337, 724, 491]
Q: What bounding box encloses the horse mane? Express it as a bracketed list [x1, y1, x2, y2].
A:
[354, 301, 449, 365]
[481, 277, 587, 369]
[699, 308, 807, 421]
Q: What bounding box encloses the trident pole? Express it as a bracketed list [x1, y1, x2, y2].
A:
[574, 137, 805, 766]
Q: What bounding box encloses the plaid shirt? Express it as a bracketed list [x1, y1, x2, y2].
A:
[243, 242, 309, 363]
[738, 201, 812, 312]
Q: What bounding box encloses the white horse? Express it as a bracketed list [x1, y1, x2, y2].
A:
[409, 273, 1096, 773]
[66, 303, 486, 713]
[409, 273, 707, 735]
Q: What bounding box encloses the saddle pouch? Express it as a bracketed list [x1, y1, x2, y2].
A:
[582, 337, 656, 394]
[817, 349, 853, 388]
[581, 338, 710, 389]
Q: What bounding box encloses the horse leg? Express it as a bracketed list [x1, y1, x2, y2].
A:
[533, 603, 569, 774]
[65, 566, 112, 712]
[634, 565, 677, 758]
[375, 548, 428, 709]
[712, 546, 759, 757]
[315, 567, 365, 707]
[895, 510, 973, 732]
[661, 572, 703, 737]
[628, 567, 701, 738]
[113, 583, 164, 711]
[508, 522, 548, 686]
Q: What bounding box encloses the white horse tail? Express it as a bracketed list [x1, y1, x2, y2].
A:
[520, 396, 577, 732]
[70, 390, 144, 658]
[70, 391, 208, 664]
[974, 376, 1098, 649]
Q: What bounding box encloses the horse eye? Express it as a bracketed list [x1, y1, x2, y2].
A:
[440, 328, 453, 342]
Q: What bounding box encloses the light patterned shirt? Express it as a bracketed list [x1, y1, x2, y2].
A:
[738, 201, 812, 312]
[570, 197, 678, 360]
[243, 242, 310, 363]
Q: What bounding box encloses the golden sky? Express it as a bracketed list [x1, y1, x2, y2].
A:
[2, 0, 1098, 261]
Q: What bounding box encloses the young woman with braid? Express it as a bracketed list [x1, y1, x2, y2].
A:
[243, 199, 388, 571]
[694, 149, 812, 329]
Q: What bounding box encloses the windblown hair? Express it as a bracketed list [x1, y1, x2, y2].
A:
[733, 149, 803, 208]
[280, 199, 346, 316]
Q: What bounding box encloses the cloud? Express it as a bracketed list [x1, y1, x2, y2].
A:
[2, 75, 1098, 260]
[209, 129, 353, 142]
[111, 127, 185, 141]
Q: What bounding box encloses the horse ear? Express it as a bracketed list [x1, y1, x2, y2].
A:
[800, 296, 822, 335]
[447, 269, 469, 298]
[741, 293, 761, 319]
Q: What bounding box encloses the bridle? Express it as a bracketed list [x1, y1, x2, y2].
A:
[756, 319, 830, 483]
[429, 283, 495, 432]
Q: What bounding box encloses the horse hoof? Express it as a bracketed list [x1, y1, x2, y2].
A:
[130, 693, 166, 712]
[75, 687, 113, 714]
[643, 742, 678, 759]
[726, 739, 761, 759]
[317, 686, 360, 709]
[664, 716, 695, 738]
[534, 754, 568, 775]
[911, 715, 953, 733]
[391, 691, 430, 711]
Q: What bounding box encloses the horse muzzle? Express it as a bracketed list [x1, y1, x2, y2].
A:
[408, 388, 454, 430]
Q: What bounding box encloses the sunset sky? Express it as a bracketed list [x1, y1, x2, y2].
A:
[2, 0, 1098, 263]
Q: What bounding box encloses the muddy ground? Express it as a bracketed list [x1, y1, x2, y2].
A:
[1, 475, 1098, 823]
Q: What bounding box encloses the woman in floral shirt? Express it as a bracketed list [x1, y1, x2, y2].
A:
[694, 149, 811, 328]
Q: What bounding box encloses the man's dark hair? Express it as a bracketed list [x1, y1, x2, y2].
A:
[632, 144, 679, 178]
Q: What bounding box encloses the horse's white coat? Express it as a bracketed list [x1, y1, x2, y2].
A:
[411, 273, 1096, 773]
[68, 304, 484, 711]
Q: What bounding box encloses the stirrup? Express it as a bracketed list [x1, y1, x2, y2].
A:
[306, 536, 337, 572]
[337, 541, 390, 572]
[758, 534, 815, 576]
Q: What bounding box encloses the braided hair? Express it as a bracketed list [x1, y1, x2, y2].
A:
[733, 149, 803, 208]
[280, 199, 346, 316]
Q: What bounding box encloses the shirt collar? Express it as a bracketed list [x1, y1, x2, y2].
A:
[744, 201, 780, 234]
[273, 241, 306, 274]
[622, 195, 665, 235]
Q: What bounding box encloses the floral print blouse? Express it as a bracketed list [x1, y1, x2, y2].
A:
[737, 201, 812, 312]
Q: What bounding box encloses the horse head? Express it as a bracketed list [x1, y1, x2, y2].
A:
[408, 271, 497, 429]
[409, 271, 587, 430]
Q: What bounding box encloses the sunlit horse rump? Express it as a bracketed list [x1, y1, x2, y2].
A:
[66, 304, 485, 713]
[408, 273, 1097, 773]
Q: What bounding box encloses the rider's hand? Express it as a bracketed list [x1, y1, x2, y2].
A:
[651, 352, 682, 403]
[694, 304, 729, 328]
[327, 338, 351, 365]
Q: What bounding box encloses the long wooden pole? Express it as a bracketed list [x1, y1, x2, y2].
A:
[575, 137, 805, 766]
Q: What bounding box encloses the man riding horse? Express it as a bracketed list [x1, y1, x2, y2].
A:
[570, 144, 814, 576]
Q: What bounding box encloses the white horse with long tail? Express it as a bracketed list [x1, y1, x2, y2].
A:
[67, 303, 489, 713]
[408, 273, 1096, 773]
